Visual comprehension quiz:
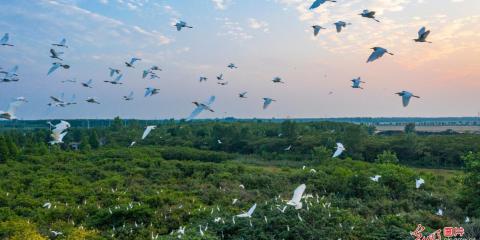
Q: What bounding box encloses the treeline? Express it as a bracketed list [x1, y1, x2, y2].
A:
[2, 118, 479, 168]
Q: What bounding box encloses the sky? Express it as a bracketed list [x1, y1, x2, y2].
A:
[0, 0, 479, 120]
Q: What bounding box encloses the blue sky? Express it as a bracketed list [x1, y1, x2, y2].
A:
[0, 0, 479, 120]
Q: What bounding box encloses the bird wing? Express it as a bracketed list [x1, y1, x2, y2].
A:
[247, 203, 257, 216]
[313, 27, 320, 36]
[309, 0, 325, 10]
[367, 49, 384, 63]
[142, 126, 155, 140]
[290, 184, 306, 204]
[203, 96, 216, 106]
[176, 24, 182, 31]
[50, 96, 62, 102]
[115, 74, 123, 82]
[144, 88, 152, 97]
[50, 48, 57, 57]
[128, 91, 134, 98]
[263, 99, 272, 109]
[60, 38, 66, 46]
[187, 106, 204, 120]
[332, 143, 345, 158]
[8, 65, 18, 77]
[47, 63, 61, 75]
[422, 30, 430, 40]
[0, 33, 8, 44]
[109, 68, 115, 77]
[335, 23, 342, 33]
[418, 27, 426, 37]
[143, 70, 149, 78]
[402, 95, 411, 107]
[7, 100, 24, 116]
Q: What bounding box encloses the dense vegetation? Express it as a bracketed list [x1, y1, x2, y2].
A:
[0, 119, 479, 239]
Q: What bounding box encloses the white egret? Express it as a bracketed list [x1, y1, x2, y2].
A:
[86, 97, 100, 104]
[52, 38, 68, 48]
[50, 48, 64, 61]
[109, 68, 121, 77]
[47, 62, 69, 75]
[272, 77, 284, 84]
[309, 0, 336, 10]
[287, 184, 306, 210]
[360, 10, 380, 22]
[236, 203, 257, 218]
[262, 98, 275, 110]
[414, 26, 432, 43]
[104, 74, 123, 85]
[125, 57, 141, 68]
[216, 74, 223, 81]
[332, 143, 345, 158]
[370, 175, 381, 182]
[187, 96, 215, 120]
[312, 25, 326, 36]
[144, 87, 160, 97]
[416, 178, 425, 189]
[81, 79, 93, 88]
[174, 21, 193, 31]
[239, 92, 248, 98]
[123, 91, 134, 101]
[396, 91, 420, 107]
[227, 63, 238, 69]
[0, 98, 25, 120]
[334, 21, 351, 33]
[142, 126, 156, 140]
[199, 76, 208, 82]
[351, 77, 365, 89]
[367, 47, 393, 63]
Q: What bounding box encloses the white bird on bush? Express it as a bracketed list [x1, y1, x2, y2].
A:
[236, 203, 257, 218]
[436, 208, 443, 216]
[43, 202, 52, 209]
[370, 175, 381, 182]
[142, 126, 156, 140]
[332, 143, 345, 158]
[232, 199, 238, 205]
[416, 178, 425, 189]
[51, 231, 63, 237]
[287, 184, 306, 209]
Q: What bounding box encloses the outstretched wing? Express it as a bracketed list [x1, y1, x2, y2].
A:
[187, 106, 204, 120]
[332, 143, 345, 158]
[142, 126, 155, 140]
[402, 95, 411, 107]
[367, 49, 384, 63]
[7, 100, 24, 116]
[0, 33, 8, 44]
[313, 27, 320, 36]
[418, 26, 426, 38]
[203, 96, 216, 106]
[59, 38, 66, 46]
[291, 184, 306, 204]
[128, 91, 134, 98]
[309, 0, 325, 10]
[263, 99, 272, 109]
[47, 63, 60, 75]
[247, 203, 257, 216]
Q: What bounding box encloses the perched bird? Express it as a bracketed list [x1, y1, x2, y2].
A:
[414, 26, 432, 43]
[272, 77, 284, 84]
[144, 87, 160, 97]
[49, 49, 64, 61]
[287, 184, 306, 210]
[262, 98, 275, 110]
[239, 92, 248, 98]
[236, 203, 257, 218]
[86, 97, 100, 104]
[367, 47, 393, 63]
[109, 68, 121, 77]
[142, 126, 156, 140]
[0, 98, 26, 120]
[309, 0, 336, 10]
[104, 74, 123, 85]
[174, 21, 193, 31]
[43, 202, 52, 209]
[396, 91, 420, 107]
[125, 58, 141, 68]
[284, 145, 292, 151]
[199, 76, 208, 82]
[123, 91, 134, 101]
[81, 79, 93, 88]
[351, 77, 365, 89]
[227, 63, 238, 69]
[436, 209, 443, 216]
[332, 143, 345, 158]
[52, 38, 68, 48]
[370, 175, 381, 182]
[47, 62, 70, 75]
[51, 231, 63, 237]
[416, 178, 425, 189]
[312, 25, 326, 36]
[49, 120, 70, 145]
[334, 21, 351, 33]
[0, 33, 13, 46]
[360, 10, 380, 22]
[216, 74, 224, 81]
[188, 96, 215, 120]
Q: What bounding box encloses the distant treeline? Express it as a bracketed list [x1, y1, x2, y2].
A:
[1, 118, 479, 168]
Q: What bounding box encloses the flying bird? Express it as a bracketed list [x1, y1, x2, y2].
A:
[360, 10, 380, 22]
[104, 74, 123, 85]
[0, 33, 13, 46]
[144, 87, 160, 97]
[309, 0, 336, 10]
[174, 21, 193, 31]
[262, 98, 275, 110]
[52, 38, 68, 48]
[125, 58, 141, 68]
[239, 92, 248, 98]
[50, 49, 64, 61]
[47, 62, 70, 75]
[81, 79, 93, 88]
[61, 78, 76, 83]
[142, 126, 156, 140]
[123, 91, 134, 101]
[272, 77, 284, 84]
[334, 21, 351, 33]
[287, 184, 306, 210]
[217, 81, 228, 86]
[227, 63, 238, 69]
[187, 96, 215, 120]
[199, 77, 208, 82]
[49, 120, 70, 145]
[332, 143, 345, 158]
[416, 178, 425, 189]
[414, 26, 432, 43]
[86, 97, 100, 104]
[0, 65, 19, 82]
[396, 91, 420, 107]
[150, 65, 162, 71]
[0, 98, 26, 120]
[312, 25, 326, 36]
[236, 203, 257, 218]
[216, 74, 224, 81]
[351, 77, 365, 89]
[109, 68, 121, 77]
[367, 47, 393, 63]
[142, 69, 152, 79]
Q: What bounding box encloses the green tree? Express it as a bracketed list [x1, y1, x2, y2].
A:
[89, 130, 100, 149]
[404, 123, 416, 134]
[80, 135, 91, 151]
[312, 146, 332, 163]
[461, 152, 480, 217]
[375, 150, 399, 164]
[111, 116, 123, 131]
[5, 136, 19, 158]
[0, 136, 9, 163]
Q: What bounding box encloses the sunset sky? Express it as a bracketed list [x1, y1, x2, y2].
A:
[0, 0, 479, 120]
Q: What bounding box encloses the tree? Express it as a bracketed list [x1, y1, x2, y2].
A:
[404, 123, 416, 134]
[0, 136, 10, 163]
[80, 135, 91, 151]
[461, 152, 480, 217]
[5, 136, 19, 158]
[312, 146, 332, 163]
[111, 116, 123, 131]
[88, 130, 100, 149]
[375, 150, 399, 164]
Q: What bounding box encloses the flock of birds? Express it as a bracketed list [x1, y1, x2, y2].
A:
[0, 0, 433, 121]
[0, 1, 459, 238]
